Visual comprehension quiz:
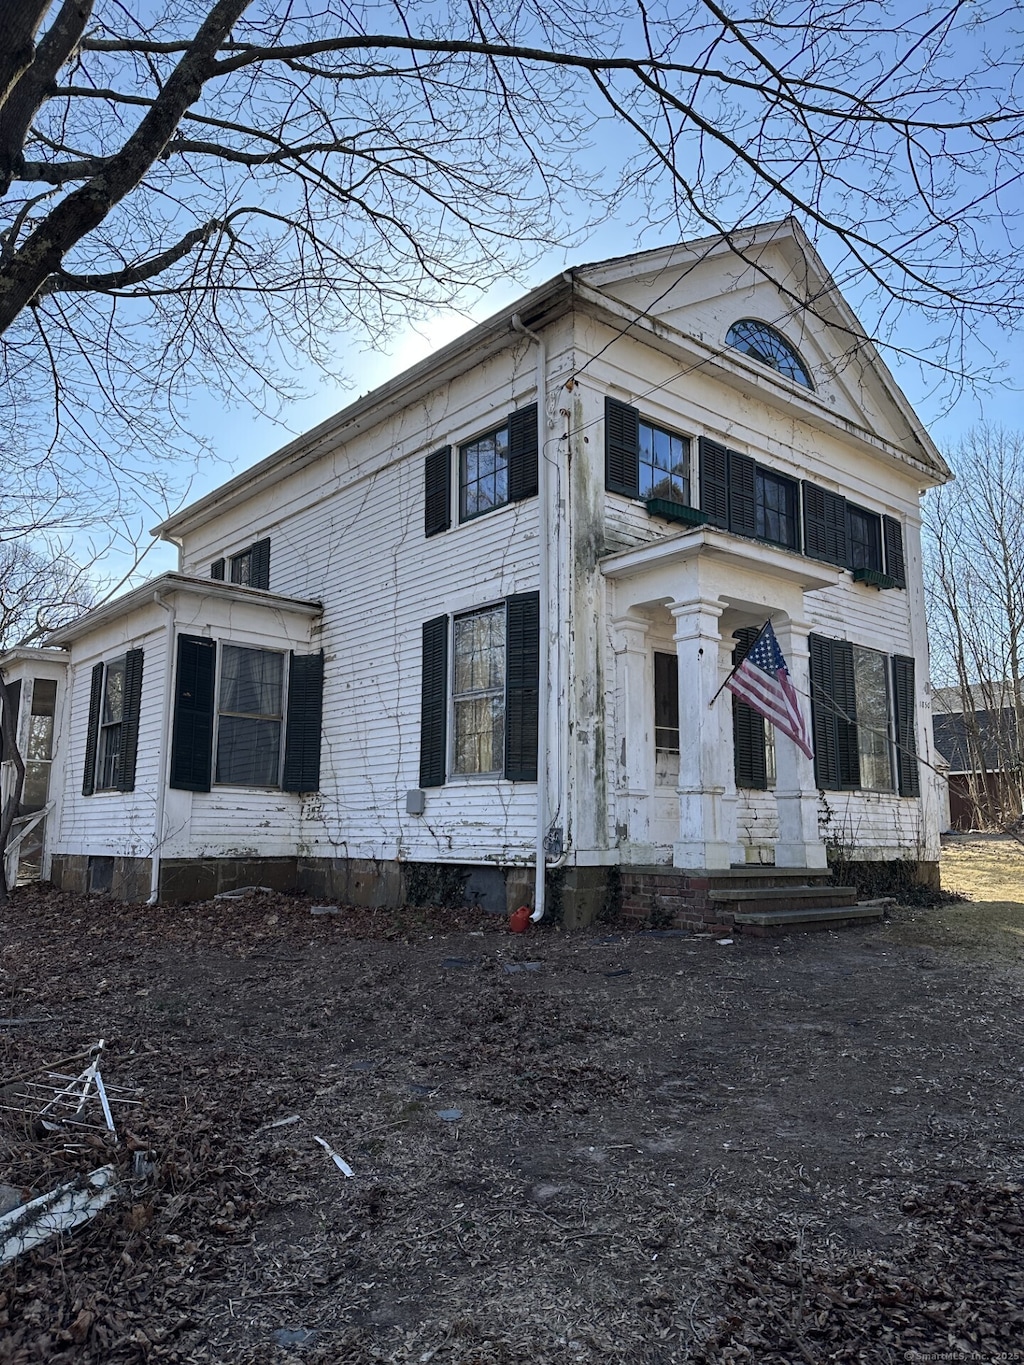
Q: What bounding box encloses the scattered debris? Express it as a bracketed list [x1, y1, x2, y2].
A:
[508, 906, 532, 933]
[502, 961, 541, 974]
[313, 1135, 354, 1177]
[441, 957, 475, 968]
[10, 1039, 134, 1140]
[256, 1114, 301, 1132]
[603, 968, 632, 978]
[436, 1109, 463, 1123]
[309, 904, 342, 916]
[0, 1166, 117, 1266]
[213, 885, 274, 899]
[716, 938, 734, 945]
[271, 1327, 318, 1347]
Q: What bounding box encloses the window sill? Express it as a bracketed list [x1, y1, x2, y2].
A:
[852, 567, 901, 590]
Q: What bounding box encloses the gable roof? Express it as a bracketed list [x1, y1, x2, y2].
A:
[154, 219, 949, 542]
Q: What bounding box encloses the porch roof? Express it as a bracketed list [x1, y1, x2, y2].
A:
[45, 573, 322, 647]
[600, 526, 844, 593]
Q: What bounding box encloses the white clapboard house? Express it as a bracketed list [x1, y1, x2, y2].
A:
[0, 220, 951, 928]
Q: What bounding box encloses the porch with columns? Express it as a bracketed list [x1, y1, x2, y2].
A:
[602, 526, 843, 874]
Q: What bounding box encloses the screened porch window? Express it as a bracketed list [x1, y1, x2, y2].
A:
[216, 645, 284, 786]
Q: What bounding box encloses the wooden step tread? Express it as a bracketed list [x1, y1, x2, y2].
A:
[710, 885, 857, 903]
[732, 903, 885, 928]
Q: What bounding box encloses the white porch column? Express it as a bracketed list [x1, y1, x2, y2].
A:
[773, 617, 828, 868]
[611, 614, 652, 848]
[671, 598, 735, 869]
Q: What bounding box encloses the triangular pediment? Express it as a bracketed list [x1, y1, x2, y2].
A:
[574, 220, 949, 482]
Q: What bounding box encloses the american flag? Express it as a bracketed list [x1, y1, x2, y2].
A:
[725, 621, 813, 759]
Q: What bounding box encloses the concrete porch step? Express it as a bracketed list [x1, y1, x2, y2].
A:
[710, 885, 859, 915]
[732, 902, 886, 936]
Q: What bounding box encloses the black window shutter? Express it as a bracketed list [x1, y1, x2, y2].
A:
[809, 635, 839, 789]
[82, 662, 104, 796]
[249, 538, 271, 590]
[505, 591, 540, 782]
[283, 651, 324, 792]
[832, 639, 861, 789]
[728, 451, 757, 537]
[508, 404, 539, 502]
[605, 397, 640, 497]
[169, 635, 216, 792]
[699, 436, 730, 528]
[116, 648, 145, 793]
[892, 654, 920, 796]
[419, 616, 448, 788]
[803, 482, 848, 564]
[732, 628, 767, 789]
[883, 516, 907, 587]
[424, 446, 452, 537]
[210, 558, 225, 580]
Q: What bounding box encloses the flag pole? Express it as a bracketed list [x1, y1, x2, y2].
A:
[707, 619, 771, 709]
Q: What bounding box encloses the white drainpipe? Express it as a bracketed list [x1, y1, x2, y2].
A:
[148, 592, 176, 903]
[511, 314, 550, 922]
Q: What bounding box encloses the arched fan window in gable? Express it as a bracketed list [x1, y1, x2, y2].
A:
[726, 319, 814, 390]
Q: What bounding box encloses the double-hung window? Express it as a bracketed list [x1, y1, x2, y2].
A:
[698, 437, 800, 551]
[210, 538, 271, 590]
[169, 636, 323, 794]
[802, 482, 904, 585]
[82, 650, 145, 796]
[605, 398, 696, 518]
[452, 606, 506, 774]
[97, 658, 126, 790]
[756, 469, 798, 549]
[419, 594, 539, 787]
[639, 422, 690, 506]
[422, 405, 537, 535]
[216, 645, 285, 787]
[460, 426, 510, 522]
[810, 635, 918, 794]
[847, 505, 883, 573]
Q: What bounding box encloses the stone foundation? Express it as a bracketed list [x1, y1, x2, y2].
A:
[51, 854, 152, 902]
[46, 852, 941, 921]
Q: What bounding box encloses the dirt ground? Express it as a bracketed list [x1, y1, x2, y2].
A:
[1, 840, 1023, 1364]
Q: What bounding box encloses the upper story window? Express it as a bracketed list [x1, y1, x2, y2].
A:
[605, 398, 696, 516]
[726, 319, 814, 390]
[460, 425, 510, 522]
[699, 436, 799, 551]
[639, 420, 690, 505]
[847, 504, 883, 572]
[210, 538, 271, 590]
[755, 468, 798, 549]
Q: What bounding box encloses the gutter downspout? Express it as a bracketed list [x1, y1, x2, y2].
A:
[511, 314, 550, 923]
[148, 592, 176, 904]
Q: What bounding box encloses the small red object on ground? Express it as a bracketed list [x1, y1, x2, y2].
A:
[509, 906, 531, 934]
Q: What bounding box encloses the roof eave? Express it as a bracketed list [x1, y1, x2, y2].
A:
[153, 274, 574, 541]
